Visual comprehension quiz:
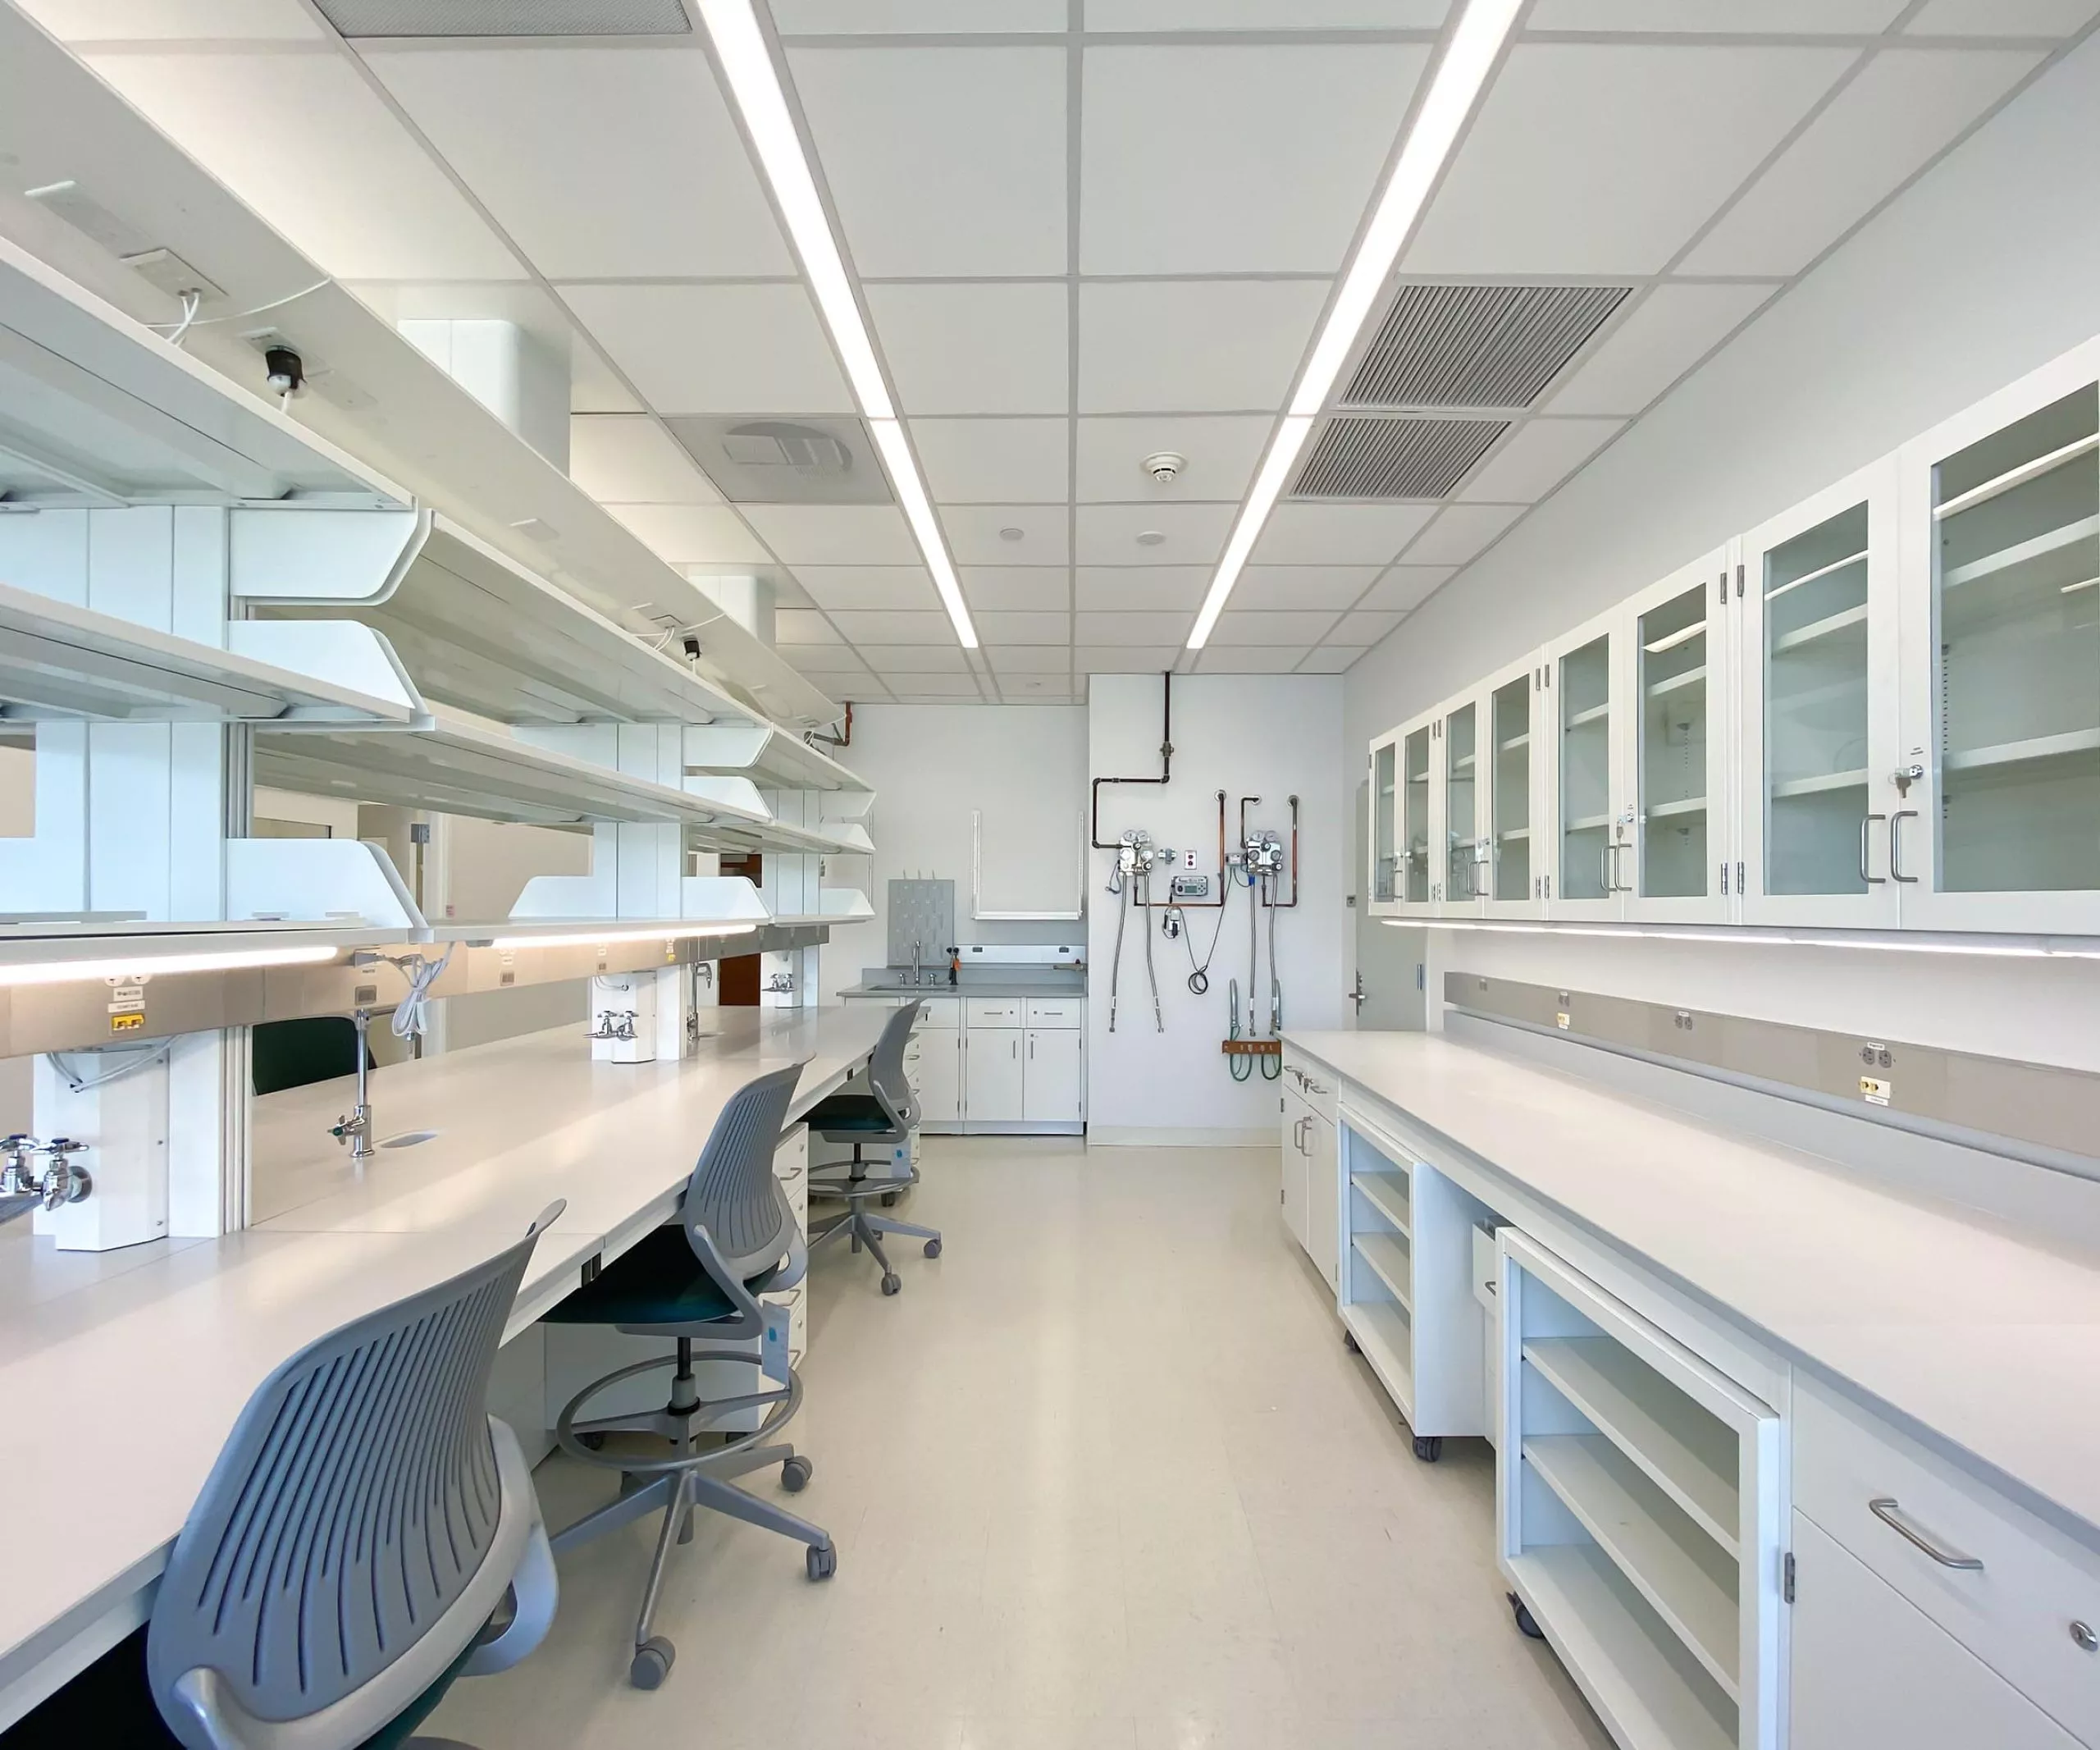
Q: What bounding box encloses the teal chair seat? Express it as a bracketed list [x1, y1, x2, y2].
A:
[543, 1226, 738, 1328]
[802, 1094, 890, 1133]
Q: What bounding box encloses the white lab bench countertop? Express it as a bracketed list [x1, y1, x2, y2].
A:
[1284, 1028, 2100, 1547]
[840, 975, 1085, 999]
[0, 1003, 888, 1710]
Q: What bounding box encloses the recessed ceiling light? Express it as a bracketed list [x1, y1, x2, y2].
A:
[1188, 0, 1523, 651]
[1136, 531, 1166, 547]
[999, 527, 1025, 542]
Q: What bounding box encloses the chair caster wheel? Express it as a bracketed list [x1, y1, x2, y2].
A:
[923, 1237, 942, 1259]
[781, 1455, 812, 1492]
[881, 1273, 902, 1296]
[1509, 1593, 1545, 1641]
[881, 1190, 900, 1207]
[577, 1431, 607, 1451]
[807, 1542, 838, 1581]
[630, 1636, 675, 1688]
[1343, 1329, 1361, 1355]
[1412, 1435, 1443, 1463]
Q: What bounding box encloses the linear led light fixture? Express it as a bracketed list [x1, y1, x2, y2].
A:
[1386, 917, 2100, 960]
[697, 0, 978, 651]
[489, 922, 760, 951]
[1188, 0, 1524, 650]
[0, 943, 340, 988]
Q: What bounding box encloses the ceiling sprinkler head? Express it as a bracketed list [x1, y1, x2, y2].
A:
[1142, 450, 1185, 485]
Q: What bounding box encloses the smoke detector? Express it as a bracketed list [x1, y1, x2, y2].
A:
[1142, 450, 1185, 486]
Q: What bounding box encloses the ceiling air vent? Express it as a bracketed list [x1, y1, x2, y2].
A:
[311, 0, 689, 35]
[1344, 283, 1630, 410]
[1291, 417, 1506, 501]
[667, 417, 892, 506]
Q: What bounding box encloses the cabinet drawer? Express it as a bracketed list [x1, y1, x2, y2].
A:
[914, 998, 959, 1030]
[1025, 997, 1083, 1029]
[773, 1124, 807, 1179]
[966, 997, 1023, 1027]
[1281, 1054, 1338, 1125]
[1794, 1376, 2100, 1737]
[1471, 1220, 1500, 1314]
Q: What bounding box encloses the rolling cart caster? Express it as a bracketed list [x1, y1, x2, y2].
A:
[630, 1636, 675, 1688]
[1509, 1592, 1545, 1641]
[1342, 1329, 1361, 1355]
[577, 1431, 607, 1451]
[781, 1455, 813, 1492]
[881, 1190, 901, 1207]
[923, 1237, 942, 1259]
[1411, 1435, 1443, 1463]
[881, 1272, 902, 1295]
[806, 1542, 838, 1581]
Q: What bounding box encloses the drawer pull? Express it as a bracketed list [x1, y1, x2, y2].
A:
[2073, 1620, 2098, 1653]
[1869, 1497, 1984, 1570]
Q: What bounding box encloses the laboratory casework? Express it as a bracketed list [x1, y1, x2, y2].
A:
[2, 1, 2100, 1747]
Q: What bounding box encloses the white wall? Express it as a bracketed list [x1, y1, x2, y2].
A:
[815, 704, 1089, 1002]
[1088, 674, 1347, 1141]
[1341, 37, 2100, 1075]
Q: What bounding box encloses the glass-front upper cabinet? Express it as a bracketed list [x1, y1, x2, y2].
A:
[1398, 711, 1438, 914]
[1369, 733, 1399, 913]
[1547, 605, 1625, 920]
[1738, 461, 1901, 927]
[1443, 697, 1481, 912]
[1626, 548, 1731, 922]
[1900, 339, 2100, 932]
[1481, 654, 1542, 916]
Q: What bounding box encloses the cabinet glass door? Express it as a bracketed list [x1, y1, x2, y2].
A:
[1932, 382, 2100, 898]
[1489, 669, 1535, 908]
[1556, 631, 1618, 910]
[1634, 578, 1714, 906]
[1402, 723, 1433, 907]
[1445, 701, 1479, 908]
[1371, 738, 1397, 908]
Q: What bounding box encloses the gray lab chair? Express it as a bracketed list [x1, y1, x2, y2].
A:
[542, 1062, 834, 1692]
[146, 1204, 565, 1750]
[806, 998, 942, 1296]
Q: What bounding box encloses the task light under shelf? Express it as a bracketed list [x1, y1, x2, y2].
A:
[0, 941, 340, 987]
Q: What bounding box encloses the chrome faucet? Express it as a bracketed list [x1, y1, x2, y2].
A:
[1, 1134, 93, 1225]
[328, 1008, 376, 1162]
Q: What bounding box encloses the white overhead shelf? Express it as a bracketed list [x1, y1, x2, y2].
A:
[0, 578, 418, 726]
[682, 722, 868, 793]
[765, 890, 875, 929]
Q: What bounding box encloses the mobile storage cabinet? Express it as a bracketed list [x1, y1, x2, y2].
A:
[1497, 1230, 1781, 1750]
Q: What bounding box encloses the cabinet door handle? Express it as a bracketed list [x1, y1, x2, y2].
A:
[1868, 1497, 1983, 1570]
[1859, 813, 1887, 884]
[1888, 809, 1919, 884]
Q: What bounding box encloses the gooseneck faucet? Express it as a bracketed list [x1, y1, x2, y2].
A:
[329, 1008, 375, 1161]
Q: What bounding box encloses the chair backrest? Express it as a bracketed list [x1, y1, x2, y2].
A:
[148, 1202, 564, 1747]
[251, 1016, 372, 1097]
[682, 1061, 806, 1282]
[867, 998, 922, 1130]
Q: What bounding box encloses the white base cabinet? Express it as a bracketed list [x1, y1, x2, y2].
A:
[843, 990, 1085, 1132]
[962, 1026, 1025, 1121]
[1023, 1026, 1084, 1124]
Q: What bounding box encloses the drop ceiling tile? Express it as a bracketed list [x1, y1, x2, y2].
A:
[1209, 610, 1340, 646]
[861, 643, 971, 671]
[1404, 43, 1854, 275]
[790, 47, 1066, 276]
[1402, 503, 1524, 566]
[961, 568, 1071, 610]
[776, 609, 846, 646]
[1074, 415, 1271, 503]
[1076, 646, 1182, 671]
[1682, 49, 2043, 277]
[987, 646, 1073, 674]
[368, 48, 789, 280]
[998, 675, 1075, 700]
[1075, 502, 1234, 566]
[742, 505, 918, 565]
[1080, 45, 1427, 274]
[570, 416, 723, 505]
[1074, 566, 1209, 610]
[774, 0, 1066, 28]
[1076, 610, 1196, 644]
[605, 504, 770, 565]
[1334, 610, 1404, 643]
[890, 674, 988, 697]
[1298, 646, 1370, 673]
[1079, 281, 1328, 413]
[831, 610, 961, 645]
[81, 52, 521, 280]
[1906, 0, 2100, 30]
[1252, 503, 1436, 565]
[1198, 647, 1309, 673]
[1547, 283, 1778, 417]
[1527, 0, 1905, 26]
[1087, 0, 1445, 25]
[1358, 565, 1454, 610]
[20, 0, 322, 37]
[939, 504, 1071, 565]
[911, 418, 1071, 502]
[868, 283, 1070, 415]
[770, 574, 815, 609]
[562, 283, 851, 415]
[975, 610, 1071, 644]
[571, 341, 646, 414]
[793, 566, 941, 610]
[1230, 566, 1385, 610]
[1455, 417, 1624, 504]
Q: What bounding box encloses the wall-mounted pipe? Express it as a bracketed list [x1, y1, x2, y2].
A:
[1091, 670, 1172, 849]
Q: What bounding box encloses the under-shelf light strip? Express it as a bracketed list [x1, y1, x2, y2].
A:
[697, 0, 978, 651]
[490, 923, 759, 951]
[0, 944, 340, 989]
[1188, 0, 1525, 651]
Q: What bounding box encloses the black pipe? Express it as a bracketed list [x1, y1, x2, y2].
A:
[1089, 670, 1173, 849]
